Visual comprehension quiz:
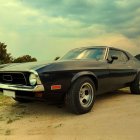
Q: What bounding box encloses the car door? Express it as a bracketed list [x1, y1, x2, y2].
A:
[107, 49, 136, 91]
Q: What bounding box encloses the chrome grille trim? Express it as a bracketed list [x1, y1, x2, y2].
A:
[2, 75, 13, 82]
[0, 83, 44, 92]
[0, 72, 27, 85]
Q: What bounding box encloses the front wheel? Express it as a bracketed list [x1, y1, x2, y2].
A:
[130, 73, 140, 94]
[65, 77, 96, 114]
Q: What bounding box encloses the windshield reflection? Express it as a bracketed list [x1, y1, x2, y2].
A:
[61, 48, 106, 61]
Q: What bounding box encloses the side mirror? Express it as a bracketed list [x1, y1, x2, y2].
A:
[108, 55, 118, 63]
[54, 56, 60, 61]
[111, 55, 118, 60]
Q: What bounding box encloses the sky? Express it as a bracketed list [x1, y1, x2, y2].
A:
[0, 0, 140, 61]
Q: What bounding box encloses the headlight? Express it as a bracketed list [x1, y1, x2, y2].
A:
[29, 74, 37, 86]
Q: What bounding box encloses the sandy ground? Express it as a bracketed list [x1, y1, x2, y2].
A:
[0, 88, 140, 140]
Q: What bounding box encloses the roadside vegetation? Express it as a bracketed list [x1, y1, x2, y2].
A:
[0, 42, 37, 64]
[135, 54, 140, 60]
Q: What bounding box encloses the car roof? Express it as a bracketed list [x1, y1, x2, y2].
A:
[68, 46, 134, 58]
[76, 46, 125, 52]
[77, 46, 107, 49]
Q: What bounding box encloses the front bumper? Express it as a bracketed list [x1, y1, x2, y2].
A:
[0, 83, 45, 92]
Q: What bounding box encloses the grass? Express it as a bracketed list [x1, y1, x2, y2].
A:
[5, 129, 11, 135]
[7, 118, 13, 124]
[0, 94, 28, 122]
[0, 95, 14, 106]
[0, 94, 7, 99]
[54, 123, 63, 128]
[0, 116, 4, 121]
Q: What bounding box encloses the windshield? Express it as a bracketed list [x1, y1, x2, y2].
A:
[61, 48, 106, 60]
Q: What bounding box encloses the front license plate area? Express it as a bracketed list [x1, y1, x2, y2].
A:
[3, 90, 15, 98]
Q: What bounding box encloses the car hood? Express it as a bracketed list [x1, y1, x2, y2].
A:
[36, 59, 106, 73]
[0, 60, 106, 73]
[0, 61, 51, 72]
[0, 63, 13, 69]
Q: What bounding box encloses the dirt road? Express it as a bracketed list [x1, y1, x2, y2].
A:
[0, 88, 140, 140]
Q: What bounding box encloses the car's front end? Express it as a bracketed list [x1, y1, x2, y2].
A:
[0, 60, 75, 102]
[0, 70, 45, 101]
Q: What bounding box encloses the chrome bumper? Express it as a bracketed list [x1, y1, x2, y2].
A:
[0, 83, 44, 92]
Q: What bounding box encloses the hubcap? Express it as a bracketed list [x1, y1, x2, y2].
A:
[79, 82, 94, 108]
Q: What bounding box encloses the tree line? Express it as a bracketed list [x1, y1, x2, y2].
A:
[135, 54, 140, 61]
[0, 42, 37, 64]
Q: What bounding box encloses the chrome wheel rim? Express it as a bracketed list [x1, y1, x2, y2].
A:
[79, 82, 94, 108]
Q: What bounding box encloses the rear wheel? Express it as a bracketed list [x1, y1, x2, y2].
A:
[130, 73, 140, 94]
[65, 77, 96, 114]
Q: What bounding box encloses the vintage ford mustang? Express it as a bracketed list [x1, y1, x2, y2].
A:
[0, 46, 140, 114]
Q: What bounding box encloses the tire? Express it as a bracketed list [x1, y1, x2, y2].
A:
[130, 73, 140, 94]
[13, 97, 32, 103]
[65, 76, 96, 114]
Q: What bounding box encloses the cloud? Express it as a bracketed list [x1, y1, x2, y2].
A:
[0, 0, 139, 61]
[21, 0, 140, 39]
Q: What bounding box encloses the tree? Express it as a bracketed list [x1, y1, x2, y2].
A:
[54, 56, 60, 61]
[0, 42, 37, 64]
[13, 55, 37, 63]
[135, 54, 140, 60]
[0, 42, 13, 64]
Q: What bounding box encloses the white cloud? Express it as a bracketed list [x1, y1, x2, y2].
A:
[0, 0, 139, 61]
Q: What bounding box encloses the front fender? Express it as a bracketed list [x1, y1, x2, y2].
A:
[71, 71, 98, 89]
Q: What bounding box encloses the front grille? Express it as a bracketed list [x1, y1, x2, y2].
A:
[0, 72, 27, 85]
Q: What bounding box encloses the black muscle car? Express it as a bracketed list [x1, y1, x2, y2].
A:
[0, 46, 140, 114]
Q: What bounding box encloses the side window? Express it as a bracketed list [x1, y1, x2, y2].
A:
[76, 48, 105, 60]
[120, 52, 129, 62]
[86, 48, 105, 60]
[108, 49, 129, 63]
